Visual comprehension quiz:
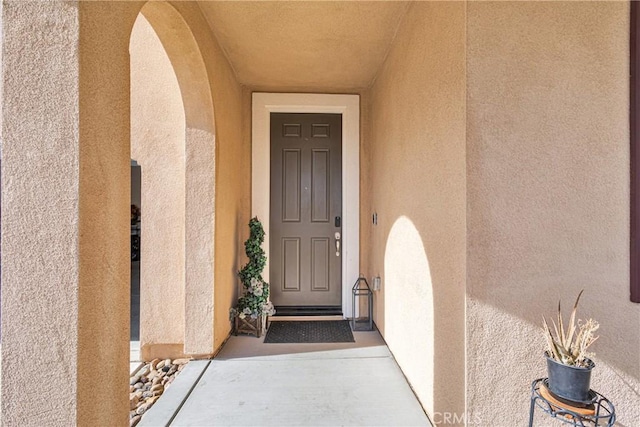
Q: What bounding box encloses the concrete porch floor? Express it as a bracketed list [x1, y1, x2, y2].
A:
[140, 328, 432, 426]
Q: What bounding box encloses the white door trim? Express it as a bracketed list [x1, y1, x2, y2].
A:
[252, 92, 360, 318]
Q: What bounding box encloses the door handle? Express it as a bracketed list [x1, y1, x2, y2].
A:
[335, 232, 341, 256]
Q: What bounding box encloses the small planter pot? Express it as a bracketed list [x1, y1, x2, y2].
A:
[546, 353, 595, 403]
[234, 314, 267, 338]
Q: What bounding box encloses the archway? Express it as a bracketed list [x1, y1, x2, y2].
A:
[130, 11, 186, 362]
[129, 1, 217, 361]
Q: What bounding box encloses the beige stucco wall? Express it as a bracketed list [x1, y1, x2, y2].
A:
[77, 4, 142, 422]
[467, 2, 640, 425]
[139, 2, 219, 358]
[129, 1, 248, 359]
[1, 2, 81, 424]
[167, 2, 248, 353]
[131, 13, 187, 356]
[2, 1, 141, 425]
[362, 2, 466, 423]
[2, 0, 246, 422]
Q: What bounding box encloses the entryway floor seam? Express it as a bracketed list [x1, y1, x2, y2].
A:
[214, 355, 393, 362]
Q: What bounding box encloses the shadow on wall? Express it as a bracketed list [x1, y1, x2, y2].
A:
[384, 216, 435, 416]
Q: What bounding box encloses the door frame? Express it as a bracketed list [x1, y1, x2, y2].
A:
[252, 93, 360, 318]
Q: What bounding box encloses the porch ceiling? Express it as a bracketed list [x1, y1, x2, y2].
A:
[197, 1, 410, 92]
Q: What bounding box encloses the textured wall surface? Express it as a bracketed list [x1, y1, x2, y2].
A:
[129, 2, 246, 358]
[169, 2, 248, 353]
[1, 2, 80, 425]
[77, 3, 141, 423]
[2, 0, 243, 422]
[363, 2, 466, 423]
[154, 2, 218, 357]
[2, 1, 140, 425]
[467, 2, 639, 426]
[130, 13, 187, 356]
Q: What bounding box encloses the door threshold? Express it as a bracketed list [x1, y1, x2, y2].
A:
[274, 306, 342, 316]
[269, 315, 345, 322]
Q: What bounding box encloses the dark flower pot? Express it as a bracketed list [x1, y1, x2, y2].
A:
[546, 353, 595, 403]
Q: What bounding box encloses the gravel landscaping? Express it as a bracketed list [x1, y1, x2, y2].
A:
[129, 358, 189, 426]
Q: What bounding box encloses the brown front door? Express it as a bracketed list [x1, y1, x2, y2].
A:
[270, 113, 342, 309]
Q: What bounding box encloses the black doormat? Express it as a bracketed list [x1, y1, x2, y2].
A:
[264, 320, 355, 344]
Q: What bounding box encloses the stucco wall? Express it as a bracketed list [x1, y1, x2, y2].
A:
[1, 0, 246, 423]
[2, 1, 141, 425]
[77, 4, 142, 422]
[467, 2, 640, 426]
[169, 2, 248, 352]
[1, 2, 81, 424]
[129, 2, 247, 358]
[362, 2, 466, 423]
[131, 12, 187, 355]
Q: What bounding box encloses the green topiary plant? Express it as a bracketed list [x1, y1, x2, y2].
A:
[230, 217, 275, 320]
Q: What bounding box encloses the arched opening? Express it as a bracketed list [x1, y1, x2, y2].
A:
[129, 1, 217, 362]
[130, 11, 187, 362]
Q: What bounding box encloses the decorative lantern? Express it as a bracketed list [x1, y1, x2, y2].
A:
[351, 276, 373, 331]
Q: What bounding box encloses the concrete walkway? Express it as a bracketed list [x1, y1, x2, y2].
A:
[141, 329, 431, 426]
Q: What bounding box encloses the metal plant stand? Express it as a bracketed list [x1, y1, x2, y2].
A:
[529, 378, 615, 427]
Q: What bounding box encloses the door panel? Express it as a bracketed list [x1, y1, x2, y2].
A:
[282, 150, 301, 222]
[282, 238, 301, 291]
[311, 149, 330, 222]
[270, 113, 342, 308]
[311, 238, 330, 291]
